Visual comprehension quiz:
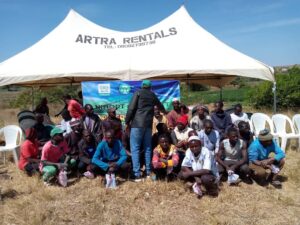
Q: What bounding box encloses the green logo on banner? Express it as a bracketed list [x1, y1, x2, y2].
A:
[119, 84, 131, 94]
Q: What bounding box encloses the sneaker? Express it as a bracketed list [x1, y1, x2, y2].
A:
[131, 176, 142, 183]
[271, 180, 282, 189]
[227, 173, 240, 185]
[192, 183, 203, 197]
[243, 176, 253, 185]
[207, 189, 219, 197]
[134, 178, 142, 182]
[43, 181, 51, 186]
[83, 171, 95, 179]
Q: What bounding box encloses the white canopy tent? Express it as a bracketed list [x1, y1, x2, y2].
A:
[0, 6, 274, 87]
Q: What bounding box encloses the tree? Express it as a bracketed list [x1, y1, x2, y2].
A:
[247, 66, 300, 109]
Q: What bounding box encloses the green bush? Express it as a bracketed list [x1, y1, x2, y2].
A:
[247, 66, 300, 109]
[10, 85, 80, 109]
[189, 83, 209, 91]
[230, 77, 247, 89]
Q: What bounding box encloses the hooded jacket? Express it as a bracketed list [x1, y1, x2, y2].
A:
[125, 88, 165, 128]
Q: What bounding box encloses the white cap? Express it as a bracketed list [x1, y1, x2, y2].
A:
[188, 135, 200, 142]
[172, 98, 179, 102]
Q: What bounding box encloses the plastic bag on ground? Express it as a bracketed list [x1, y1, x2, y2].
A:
[58, 169, 68, 187]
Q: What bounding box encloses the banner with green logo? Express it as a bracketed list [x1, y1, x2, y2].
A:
[81, 80, 180, 121]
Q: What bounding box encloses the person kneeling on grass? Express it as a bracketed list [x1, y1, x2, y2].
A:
[152, 134, 179, 181]
[216, 127, 251, 184]
[248, 129, 285, 188]
[40, 127, 76, 186]
[77, 130, 98, 179]
[92, 130, 129, 182]
[179, 136, 218, 198]
[18, 128, 40, 176]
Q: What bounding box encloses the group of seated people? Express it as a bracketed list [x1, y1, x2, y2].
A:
[18, 96, 286, 198]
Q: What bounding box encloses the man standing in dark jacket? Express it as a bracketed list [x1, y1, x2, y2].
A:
[125, 80, 166, 181]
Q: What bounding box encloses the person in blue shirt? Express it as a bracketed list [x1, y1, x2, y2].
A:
[248, 129, 285, 188]
[92, 130, 129, 178]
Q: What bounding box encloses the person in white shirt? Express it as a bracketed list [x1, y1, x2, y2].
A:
[230, 104, 249, 127]
[60, 109, 72, 136]
[179, 136, 218, 197]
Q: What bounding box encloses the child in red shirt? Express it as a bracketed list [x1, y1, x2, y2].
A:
[19, 128, 40, 175]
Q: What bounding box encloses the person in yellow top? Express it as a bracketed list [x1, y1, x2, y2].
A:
[152, 134, 179, 181]
[152, 105, 169, 135]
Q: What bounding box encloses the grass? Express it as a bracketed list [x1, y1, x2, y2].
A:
[1, 150, 300, 225]
[181, 86, 251, 106]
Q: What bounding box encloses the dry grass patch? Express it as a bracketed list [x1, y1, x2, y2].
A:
[0, 151, 300, 225]
[1, 108, 299, 224]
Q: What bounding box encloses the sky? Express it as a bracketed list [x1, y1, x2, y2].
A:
[0, 0, 299, 66]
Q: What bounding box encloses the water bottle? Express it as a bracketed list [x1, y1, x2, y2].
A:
[58, 169, 68, 187]
[271, 164, 280, 174]
[105, 173, 117, 189]
[110, 173, 117, 188]
[105, 174, 112, 188]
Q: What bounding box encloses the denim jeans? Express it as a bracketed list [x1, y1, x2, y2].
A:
[130, 127, 152, 177]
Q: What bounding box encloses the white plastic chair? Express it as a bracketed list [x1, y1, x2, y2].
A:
[272, 114, 300, 152]
[0, 125, 23, 165]
[250, 113, 279, 143]
[293, 114, 300, 134]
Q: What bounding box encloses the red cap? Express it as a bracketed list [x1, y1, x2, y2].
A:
[177, 115, 188, 126]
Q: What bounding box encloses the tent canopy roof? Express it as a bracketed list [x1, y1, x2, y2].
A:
[0, 6, 274, 87]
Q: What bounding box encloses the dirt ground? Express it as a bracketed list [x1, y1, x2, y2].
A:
[0, 150, 300, 225]
[0, 107, 299, 225]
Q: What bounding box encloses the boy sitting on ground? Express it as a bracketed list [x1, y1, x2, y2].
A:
[77, 130, 98, 179]
[248, 129, 285, 188]
[40, 127, 76, 186]
[92, 130, 129, 180]
[18, 128, 40, 176]
[152, 134, 179, 181]
[179, 136, 218, 198]
[216, 127, 251, 184]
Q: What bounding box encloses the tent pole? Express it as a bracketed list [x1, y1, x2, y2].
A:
[186, 74, 190, 98]
[187, 79, 190, 98]
[220, 87, 223, 101]
[272, 82, 277, 113]
[31, 87, 35, 111]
